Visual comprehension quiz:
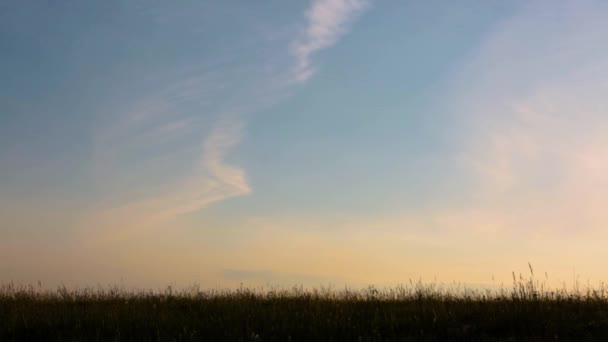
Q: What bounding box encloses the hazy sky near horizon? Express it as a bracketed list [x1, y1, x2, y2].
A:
[2, 0, 608, 289]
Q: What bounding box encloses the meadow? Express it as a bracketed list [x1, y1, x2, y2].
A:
[2, 270, 608, 341]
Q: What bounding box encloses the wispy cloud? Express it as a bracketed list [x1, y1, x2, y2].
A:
[202, 119, 251, 196]
[291, 0, 370, 82]
[82, 1, 372, 239]
[85, 117, 250, 239]
[154, 117, 251, 220]
[83, 65, 262, 238]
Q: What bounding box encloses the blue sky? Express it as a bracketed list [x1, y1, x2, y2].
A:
[2, 1, 608, 289]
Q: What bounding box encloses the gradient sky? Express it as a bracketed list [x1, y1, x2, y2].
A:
[2, 0, 608, 290]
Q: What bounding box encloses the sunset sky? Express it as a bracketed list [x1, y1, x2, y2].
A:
[2, 0, 608, 290]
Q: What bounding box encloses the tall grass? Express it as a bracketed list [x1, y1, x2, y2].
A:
[2, 269, 608, 340]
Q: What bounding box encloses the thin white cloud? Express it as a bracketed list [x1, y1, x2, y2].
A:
[291, 0, 370, 82]
[202, 119, 251, 196]
[151, 117, 251, 221]
[82, 1, 372, 238]
[155, 118, 249, 215]
[84, 65, 262, 238]
[85, 117, 250, 240]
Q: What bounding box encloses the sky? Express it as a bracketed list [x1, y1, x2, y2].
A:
[2, 0, 608, 290]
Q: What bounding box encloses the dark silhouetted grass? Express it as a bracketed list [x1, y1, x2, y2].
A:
[2, 271, 608, 340]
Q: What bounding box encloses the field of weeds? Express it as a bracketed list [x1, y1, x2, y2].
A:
[2, 272, 608, 340]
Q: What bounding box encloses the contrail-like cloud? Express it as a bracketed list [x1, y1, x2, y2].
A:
[291, 0, 370, 82]
[84, 1, 373, 238]
[86, 117, 250, 239]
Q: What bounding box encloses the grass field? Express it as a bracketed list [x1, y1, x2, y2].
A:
[2, 272, 608, 341]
